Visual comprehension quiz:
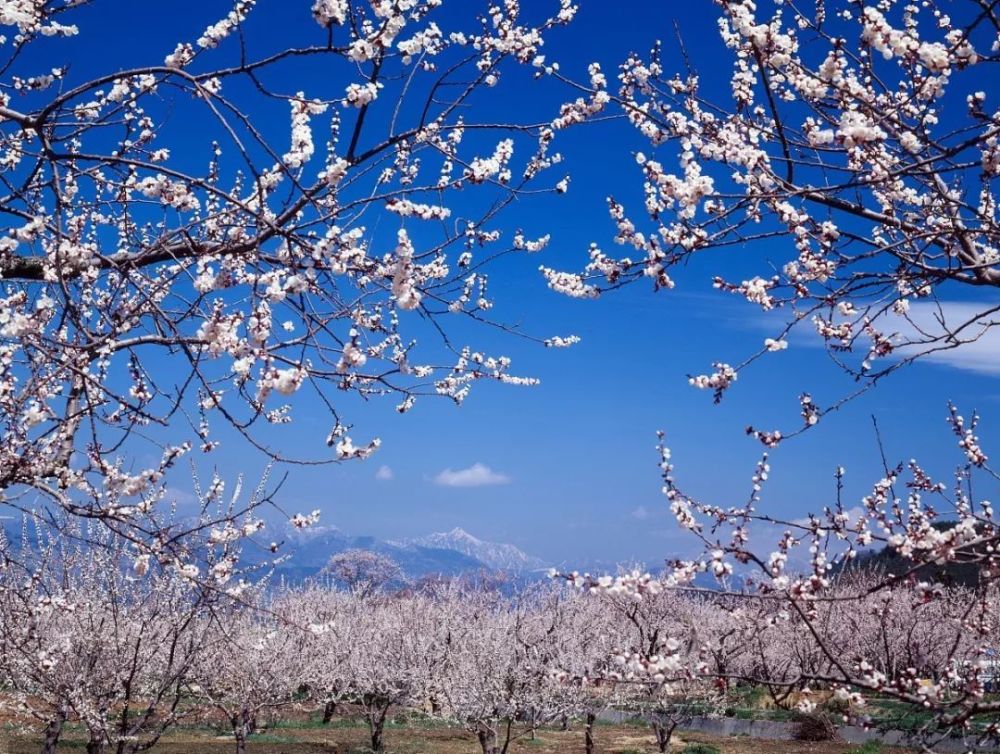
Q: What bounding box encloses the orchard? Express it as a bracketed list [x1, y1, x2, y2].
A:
[0, 0, 998, 752]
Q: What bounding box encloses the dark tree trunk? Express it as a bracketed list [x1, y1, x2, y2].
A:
[651, 719, 676, 754]
[476, 728, 497, 754]
[500, 717, 514, 754]
[560, 715, 569, 732]
[322, 699, 337, 724]
[86, 736, 107, 754]
[476, 725, 499, 754]
[231, 710, 253, 754]
[370, 722, 385, 753]
[367, 705, 389, 753]
[40, 704, 68, 754]
[584, 712, 596, 754]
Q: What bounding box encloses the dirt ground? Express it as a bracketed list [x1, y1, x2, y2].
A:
[0, 719, 910, 754]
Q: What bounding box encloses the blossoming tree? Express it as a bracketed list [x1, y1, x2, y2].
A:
[0, 524, 209, 754]
[547, 0, 998, 436]
[0, 0, 578, 553]
[544, 0, 1000, 746]
[324, 548, 405, 596]
[189, 590, 315, 754]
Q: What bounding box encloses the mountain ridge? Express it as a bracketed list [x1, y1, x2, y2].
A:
[277, 524, 548, 582]
[390, 527, 550, 574]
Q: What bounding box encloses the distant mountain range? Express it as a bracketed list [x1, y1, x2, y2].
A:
[1, 518, 733, 587]
[273, 525, 550, 583]
[391, 528, 550, 574]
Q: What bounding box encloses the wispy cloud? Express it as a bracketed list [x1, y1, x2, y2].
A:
[162, 486, 198, 508]
[631, 505, 651, 520]
[894, 301, 1000, 375]
[433, 463, 510, 488]
[375, 465, 394, 481]
[763, 299, 1000, 376]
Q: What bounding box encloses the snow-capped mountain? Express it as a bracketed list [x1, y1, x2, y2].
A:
[265, 524, 547, 582]
[0, 516, 549, 585]
[392, 527, 549, 574]
[271, 525, 482, 581]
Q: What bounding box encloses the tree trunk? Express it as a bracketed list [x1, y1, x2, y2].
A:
[322, 699, 337, 724]
[477, 724, 499, 754]
[560, 715, 569, 732]
[40, 705, 68, 754]
[231, 711, 252, 754]
[370, 722, 385, 753]
[234, 729, 247, 754]
[651, 719, 676, 754]
[368, 708, 388, 753]
[86, 736, 107, 754]
[500, 717, 514, 754]
[584, 712, 596, 754]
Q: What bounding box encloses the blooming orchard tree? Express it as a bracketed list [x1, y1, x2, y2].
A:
[0, 0, 580, 553]
[567, 427, 1000, 747]
[0, 524, 209, 754]
[281, 585, 352, 724]
[324, 548, 405, 596]
[337, 592, 452, 752]
[507, 587, 576, 740]
[592, 579, 725, 753]
[540, 589, 620, 754]
[189, 592, 315, 754]
[439, 587, 572, 754]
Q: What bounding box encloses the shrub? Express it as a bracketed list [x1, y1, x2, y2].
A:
[794, 712, 841, 742]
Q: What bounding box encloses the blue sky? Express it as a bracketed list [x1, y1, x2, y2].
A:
[22, 0, 999, 568]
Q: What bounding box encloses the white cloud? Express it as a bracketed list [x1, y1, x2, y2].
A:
[631, 505, 650, 520]
[162, 486, 198, 508]
[894, 301, 1000, 375]
[779, 300, 1000, 376]
[375, 465, 394, 481]
[433, 462, 510, 488]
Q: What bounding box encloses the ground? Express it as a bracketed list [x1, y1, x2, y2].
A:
[0, 716, 907, 754]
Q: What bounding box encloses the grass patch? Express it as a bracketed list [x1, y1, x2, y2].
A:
[270, 718, 335, 730]
[243, 734, 300, 744]
[682, 745, 721, 754]
[298, 717, 366, 729]
[844, 742, 882, 754]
